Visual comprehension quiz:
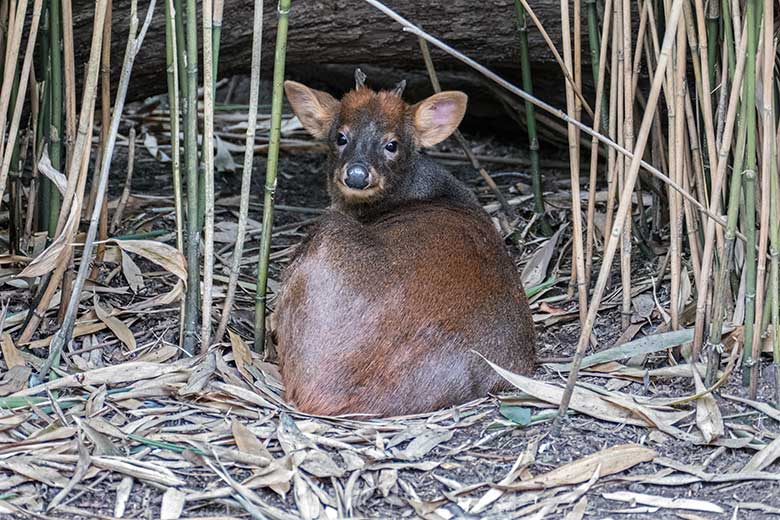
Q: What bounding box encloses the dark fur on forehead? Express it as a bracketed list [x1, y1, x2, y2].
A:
[339, 88, 408, 129]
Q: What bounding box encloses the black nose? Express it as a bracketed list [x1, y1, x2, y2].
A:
[345, 165, 370, 190]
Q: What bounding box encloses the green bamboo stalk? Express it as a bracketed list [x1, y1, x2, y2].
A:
[513, 0, 550, 235]
[705, 0, 719, 88]
[585, 0, 609, 133]
[720, 0, 735, 80]
[181, 0, 200, 355]
[255, 0, 292, 353]
[212, 0, 223, 97]
[164, 0, 183, 252]
[48, 0, 63, 236]
[741, 0, 758, 386]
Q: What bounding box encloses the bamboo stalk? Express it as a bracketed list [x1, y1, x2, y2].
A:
[559, 0, 588, 327]
[740, 0, 759, 385]
[556, 0, 685, 428]
[619, 0, 634, 330]
[514, 0, 551, 235]
[182, 0, 201, 355]
[255, 0, 292, 353]
[0, 0, 42, 204]
[164, 0, 183, 252]
[754, 0, 775, 399]
[48, 0, 63, 237]
[215, 0, 264, 344]
[584, 0, 614, 289]
[201, 0, 216, 349]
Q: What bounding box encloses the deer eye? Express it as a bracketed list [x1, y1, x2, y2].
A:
[384, 141, 398, 153]
[336, 133, 348, 146]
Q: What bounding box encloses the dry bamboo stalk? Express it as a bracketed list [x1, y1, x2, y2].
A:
[0, 0, 29, 160]
[668, 16, 685, 330]
[201, 0, 216, 349]
[694, 25, 748, 359]
[603, 9, 620, 256]
[0, 0, 42, 204]
[751, 1, 775, 397]
[584, 0, 614, 289]
[557, 0, 685, 427]
[61, 0, 76, 161]
[559, 0, 588, 327]
[215, 0, 264, 343]
[691, 0, 719, 177]
[619, 0, 634, 330]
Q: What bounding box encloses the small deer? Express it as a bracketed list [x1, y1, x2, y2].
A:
[273, 75, 536, 417]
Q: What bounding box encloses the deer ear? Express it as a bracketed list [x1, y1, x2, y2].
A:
[411, 91, 467, 147]
[284, 80, 340, 139]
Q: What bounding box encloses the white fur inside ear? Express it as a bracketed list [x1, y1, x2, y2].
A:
[413, 92, 467, 148]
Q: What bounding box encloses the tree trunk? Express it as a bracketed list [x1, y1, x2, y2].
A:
[72, 0, 577, 102]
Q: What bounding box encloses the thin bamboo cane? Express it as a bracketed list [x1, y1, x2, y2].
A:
[182, 0, 201, 355]
[0, 0, 41, 204]
[254, 0, 292, 353]
[619, 0, 634, 331]
[754, 0, 775, 399]
[201, 0, 216, 349]
[164, 0, 183, 252]
[212, 0, 223, 96]
[214, 0, 264, 344]
[559, 0, 588, 327]
[61, 0, 76, 164]
[557, 0, 685, 427]
[584, 0, 614, 289]
[740, 0, 759, 385]
[514, 0, 551, 235]
[95, 0, 112, 263]
[604, 19, 620, 252]
[48, 0, 63, 236]
[668, 15, 685, 330]
[0, 0, 28, 160]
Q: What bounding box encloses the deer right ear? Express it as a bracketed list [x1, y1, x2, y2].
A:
[284, 81, 340, 139]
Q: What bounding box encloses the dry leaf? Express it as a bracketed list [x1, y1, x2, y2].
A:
[743, 436, 780, 473]
[228, 329, 253, 381]
[1, 333, 24, 369]
[602, 491, 724, 513]
[505, 444, 656, 491]
[160, 488, 185, 519]
[522, 226, 564, 287]
[121, 250, 145, 293]
[112, 239, 187, 282]
[692, 368, 723, 443]
[94, 296, 136, 350]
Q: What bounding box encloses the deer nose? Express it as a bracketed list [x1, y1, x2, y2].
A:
[345, 164, 370, 190]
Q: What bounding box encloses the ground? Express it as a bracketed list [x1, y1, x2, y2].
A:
[2, 114, 780, 519]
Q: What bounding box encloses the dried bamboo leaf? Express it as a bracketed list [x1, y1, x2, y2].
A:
[504, 444, 655, 491]
[601, 491, 724, 513]
[522, 226, 564, 287]
[111, 239, 187, 282]
[692, 368, 724, 443]
[293, 473, 322, 520]
[1, 333, 24, 369]
[94, 296, 136, 350]
[120, 250, 145, 293]
[743, 436, 780, 473]
[228, 329, 253, 381]
[160, 488, 186, 520]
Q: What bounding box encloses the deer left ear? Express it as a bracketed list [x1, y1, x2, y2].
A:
[411, 91, 467, 147]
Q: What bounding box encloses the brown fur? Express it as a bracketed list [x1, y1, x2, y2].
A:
[274, 81, 536, 417]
